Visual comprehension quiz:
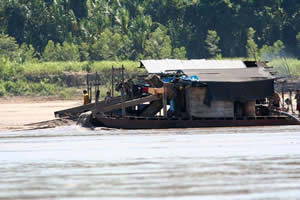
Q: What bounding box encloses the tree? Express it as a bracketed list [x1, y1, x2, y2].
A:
[0, 34, 18, 60]
[42, 40, 58, 61]
[172, 47, 186, 59]
[205, 30, 221, 58]
[79, 42, 90, 61]
[129, 15, 153, 58]
[1, 0, 300, 60]
[4, 1, 26, 44]
[259, 40, 285, 60]
[91, 29, 123, 60]
[246, 27, 258, 60]
[58, 41, 80, 61]
[296, 32, 300, 50]
[118, 35, 134, 60]
[144, 27, 172, 59]
[116, 8, 130, 34]
[70, 0, 88, 20]
[18, 43, 36, 63]
[42, 40, 80, 61]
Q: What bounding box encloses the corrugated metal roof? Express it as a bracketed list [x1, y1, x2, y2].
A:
[140, 59, 247, 73]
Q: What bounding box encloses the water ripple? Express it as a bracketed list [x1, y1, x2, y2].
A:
[0, 126, 300, 199]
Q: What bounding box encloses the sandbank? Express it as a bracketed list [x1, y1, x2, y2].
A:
[0, 97, 82, 131]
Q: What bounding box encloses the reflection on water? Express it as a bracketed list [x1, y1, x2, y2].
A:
[0, 126, 300, 200]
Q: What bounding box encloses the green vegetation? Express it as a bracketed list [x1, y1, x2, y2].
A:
[1, 57, 298, 98]
[1, 0, 300, 60]
[0, 0, 299, 98]
[270, 59, 300, 78]
[246, 27, 258, 61]
[259, 40, 285, 61]
[0, 34, 18, 60]
[205, 30, 221, 58]
[0, 58, 142, 98]
[22, 60, 140, 75]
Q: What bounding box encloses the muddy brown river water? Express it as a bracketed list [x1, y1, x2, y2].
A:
[0, 125, 300, 200]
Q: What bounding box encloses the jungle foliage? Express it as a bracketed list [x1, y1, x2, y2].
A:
[0, 0, 300, 60]
[0, 0, 300, 98]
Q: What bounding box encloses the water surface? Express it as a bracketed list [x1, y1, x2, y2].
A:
[0, 126, 300, 200]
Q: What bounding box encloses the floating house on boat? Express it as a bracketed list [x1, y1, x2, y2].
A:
[55, 59, 300, 129]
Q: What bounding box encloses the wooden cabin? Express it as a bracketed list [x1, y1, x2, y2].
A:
[140, 59, 275, 118]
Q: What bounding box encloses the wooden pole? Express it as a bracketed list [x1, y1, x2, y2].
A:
[89, 82, 92, 103]
[87, 74, 92, 103]
[86, 73, 89, 92]
[281, 82, 285, 110]
[163, 84, 167, 118]
[111, 66, 114, 97]
[185, 85, 191, 119]
[98, 84, 100, 101]
[121, 65, 126, 117]
[94, 72, 96, 103]
[290, 90, 294, 113]
[95, 72, 100, 104]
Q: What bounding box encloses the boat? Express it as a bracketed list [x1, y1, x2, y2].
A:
[96, 115, 300, 129]
[55, 59, 300, 129]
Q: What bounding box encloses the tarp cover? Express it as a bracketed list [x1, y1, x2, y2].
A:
[204, 79, 274, 105]
[162, 75, 199, 83]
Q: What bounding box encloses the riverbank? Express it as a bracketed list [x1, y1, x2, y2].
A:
[0, 97, 81, 131]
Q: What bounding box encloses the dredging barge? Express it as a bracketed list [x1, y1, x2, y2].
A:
[55, 59, 300, 129]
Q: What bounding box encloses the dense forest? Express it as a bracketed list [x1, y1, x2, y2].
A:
[0, 0, 300, 61]
[0, 0, 299, 97]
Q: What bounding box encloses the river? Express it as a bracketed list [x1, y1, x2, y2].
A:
[0, 125, 300, 200]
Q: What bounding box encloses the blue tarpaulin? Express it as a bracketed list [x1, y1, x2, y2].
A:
[162, 75, 199, 83]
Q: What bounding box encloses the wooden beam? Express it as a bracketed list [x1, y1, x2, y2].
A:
[92, 96, 122, 112]
[55, 96, 123, 118]
[185, 85, 192, 119]
[140, 100, 163, 117]
[163, 84, 167, 118]
[101, 95, 161, 113]
[55, 103, 95, 118]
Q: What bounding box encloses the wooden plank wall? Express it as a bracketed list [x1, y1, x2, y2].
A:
[187, 87, 234, 118]
[244, 101, 256, 116]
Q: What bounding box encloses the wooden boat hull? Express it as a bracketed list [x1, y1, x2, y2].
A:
[95, 116, 300, 129]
